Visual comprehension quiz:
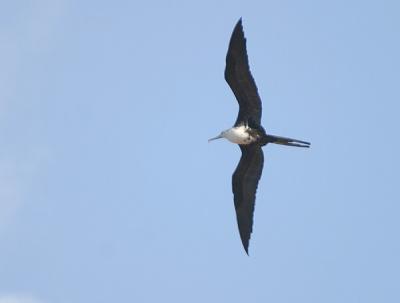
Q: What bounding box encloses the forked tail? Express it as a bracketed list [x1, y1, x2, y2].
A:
[264, 134, 310, 148]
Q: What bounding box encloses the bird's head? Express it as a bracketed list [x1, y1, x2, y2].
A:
[208, 130, 228, 142]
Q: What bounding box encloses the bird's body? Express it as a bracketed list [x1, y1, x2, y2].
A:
[214, 124, 261, 145]
[209, 18, 310, 254]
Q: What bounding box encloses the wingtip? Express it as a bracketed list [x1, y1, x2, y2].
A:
[242, 240, 250, 256]
[230, 18, 245, 43]
[237, 17, 243, 28]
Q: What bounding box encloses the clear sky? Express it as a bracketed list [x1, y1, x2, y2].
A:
[1, 0, 399, 302]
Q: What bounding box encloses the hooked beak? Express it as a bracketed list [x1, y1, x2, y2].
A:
[208, 134, 223, 142]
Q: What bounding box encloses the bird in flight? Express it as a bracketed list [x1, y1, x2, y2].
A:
[209, 18, 310, 254]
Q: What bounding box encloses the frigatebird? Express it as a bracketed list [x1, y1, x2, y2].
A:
[209, 19, 310, 254]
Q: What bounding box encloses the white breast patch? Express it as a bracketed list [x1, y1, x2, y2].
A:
[224, 125, 257, 145]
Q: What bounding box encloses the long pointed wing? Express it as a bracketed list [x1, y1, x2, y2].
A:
[225, 19, 262, 126]
[232, 144, 264, 254]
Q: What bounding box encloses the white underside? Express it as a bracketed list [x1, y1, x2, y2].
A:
[223, 125, 257, 145]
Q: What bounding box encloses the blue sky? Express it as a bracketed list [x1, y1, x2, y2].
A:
[1, 0, 399, 302]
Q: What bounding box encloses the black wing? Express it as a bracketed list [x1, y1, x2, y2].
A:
[225, 19, 262, 126]
[232, 144, 264, 254]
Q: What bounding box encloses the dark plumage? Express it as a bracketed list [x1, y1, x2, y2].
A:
[209, 18, 310, 254]
[232, 144, 264, 254]
[225, 19, 262, 127]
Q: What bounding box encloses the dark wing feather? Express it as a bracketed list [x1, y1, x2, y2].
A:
[225, 19, 262, 126]
[232, 144, 264, 254]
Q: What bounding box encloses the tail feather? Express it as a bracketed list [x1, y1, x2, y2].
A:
[265, 134, 310, 148]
